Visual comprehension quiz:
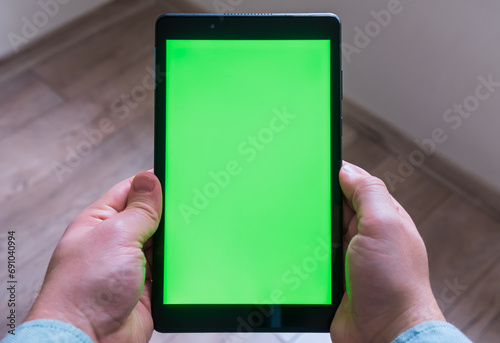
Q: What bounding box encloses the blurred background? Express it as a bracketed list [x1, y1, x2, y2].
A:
[1, 0, 499, 342]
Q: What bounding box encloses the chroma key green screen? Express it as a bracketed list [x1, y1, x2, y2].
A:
[163, 39, 332, 304]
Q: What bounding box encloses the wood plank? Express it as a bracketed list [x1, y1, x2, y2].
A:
[0, 72, 63, 141]
[343, 98, 500, 221]
[32, 4, 163, 99]
[0, 52, 153, 205]
[0, 52, 156, 271]
[0, 110, 154, 330]
[0, 0, 155, 83]
[342, 133, 388, 173]
[0, 98, 105, 204]
[0, 52, 155, 306]
[443, 255, 500, 343]
[2, 120, 154, 275]
[417, 194, 500, 318]
[156, 0, 208, 13]
[342, 120, 358, 150]
[86, 52, 154, 107]
[370, 155, 451, 227]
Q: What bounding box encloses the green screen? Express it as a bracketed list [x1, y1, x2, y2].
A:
[164, 40, 331, 304]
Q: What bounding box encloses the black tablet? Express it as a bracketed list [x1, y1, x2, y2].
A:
[153, 13, 343, 333]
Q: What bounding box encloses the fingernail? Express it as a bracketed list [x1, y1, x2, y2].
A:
[133, 173, 155, 193]
[342, 163, 361, 175]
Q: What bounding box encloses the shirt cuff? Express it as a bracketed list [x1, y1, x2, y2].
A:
[392, 320, 473, 343]
[1, 319, 94, 343]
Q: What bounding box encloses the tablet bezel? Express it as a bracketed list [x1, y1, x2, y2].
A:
[153, 13, 343, 333]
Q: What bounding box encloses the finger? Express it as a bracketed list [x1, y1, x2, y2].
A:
[144, 237, 153, 279]
[341, 160, 371, 177]
[342, 196, 358, 254]
[101, 171, 163, 245]
[341, 162, 416, 229]
[144, 245, 153, 281]
[339, 161, 402, 238]
[342, 197, 355, 234]
[344, 214, 358, 245]
[91, 169, 156, 214]
[91, 176, 134, 213]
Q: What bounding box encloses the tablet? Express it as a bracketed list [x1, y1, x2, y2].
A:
[153, 13, 343, 333]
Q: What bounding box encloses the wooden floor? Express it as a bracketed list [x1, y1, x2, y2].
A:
[1, 1, 499, 342]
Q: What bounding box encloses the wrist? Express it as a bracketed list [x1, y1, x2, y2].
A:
[372, 297, 446, 343]
[25, 292, 100, 343]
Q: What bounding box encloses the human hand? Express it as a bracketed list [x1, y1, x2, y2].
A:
[24, 171, 162, 343]
[330, 162, 445, 343]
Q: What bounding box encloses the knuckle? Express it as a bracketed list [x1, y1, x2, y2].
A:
[133, 202, 160, 224]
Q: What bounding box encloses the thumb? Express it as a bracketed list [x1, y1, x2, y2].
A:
[339, 161, 402, 238]
[106, 171, 163, 245]
[339, 161, 394, 212]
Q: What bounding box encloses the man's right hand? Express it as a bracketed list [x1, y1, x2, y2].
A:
[330, 161, 445, 343]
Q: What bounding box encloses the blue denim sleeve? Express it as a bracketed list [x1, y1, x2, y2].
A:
[392, 321, 473, 343]
[1, 319, 94, 343]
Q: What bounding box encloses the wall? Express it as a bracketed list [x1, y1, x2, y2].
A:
[190, 0, 500, 191]
[0, 0, 112, 58]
